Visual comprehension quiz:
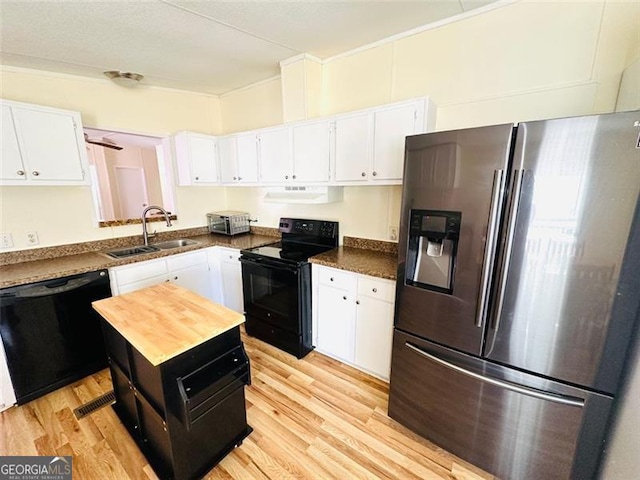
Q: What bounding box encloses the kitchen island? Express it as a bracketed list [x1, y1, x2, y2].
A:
[92, 283, 252, 480]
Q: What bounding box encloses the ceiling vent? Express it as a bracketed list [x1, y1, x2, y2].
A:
[263, 186, 343, 204]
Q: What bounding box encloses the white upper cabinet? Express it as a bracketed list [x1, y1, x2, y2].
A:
[372, 101, 425, 181]
[257, 126, 292, 184]
[170, 97, 434, 188]
[218, 132, 259, 185]
[333, 98, 429, 185]
[1, 104, 23, 182]
[334, 112, 372, 183]
[291, 119, 332, 183]
[173, 131, 219, 185]
[1, 99, 89, 185]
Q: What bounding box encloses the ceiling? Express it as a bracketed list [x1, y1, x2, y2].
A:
[0, 1, 496, 96]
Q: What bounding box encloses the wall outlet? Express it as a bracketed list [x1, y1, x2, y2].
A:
[26, 231, 39, 245]
[389, 226, 398, 241]
[0, 233, 14, 248]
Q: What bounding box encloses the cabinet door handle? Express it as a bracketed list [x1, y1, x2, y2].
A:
[372, 288, 377, 293]
[330, 277, 334, 282]
[233, 176, 237, 180]
[356, 300, 360, 305]
[285, 175, 289, 179]
[238, 176, 242, 180]
[32, 171, 40, 176]
[165, 279, 170, 282]
[372, 171, 377, 177]
[292, 174, 296, 179]
[174, 276, 178, 280]
[361, 172, 366, 177]
[195, 176, 199, 181]
[16, 170, 25, 176]
[343, 296, 347, 300]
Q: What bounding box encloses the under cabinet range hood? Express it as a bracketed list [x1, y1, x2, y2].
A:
[263, 186, 343, 204]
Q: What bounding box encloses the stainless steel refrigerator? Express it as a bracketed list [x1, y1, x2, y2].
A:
[388, 110, 640, 480]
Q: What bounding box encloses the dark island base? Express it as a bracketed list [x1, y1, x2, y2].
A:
[113, 401, 253, 480]
[103, 323, 253, 480]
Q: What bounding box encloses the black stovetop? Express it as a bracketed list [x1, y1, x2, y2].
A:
[241, 217, 339, 266]
[242, 241, 333, 264]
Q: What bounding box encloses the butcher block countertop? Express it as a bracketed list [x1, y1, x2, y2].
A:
[92, 283, 245, 366]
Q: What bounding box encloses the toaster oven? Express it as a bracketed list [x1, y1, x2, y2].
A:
[207, 211, 250, 236]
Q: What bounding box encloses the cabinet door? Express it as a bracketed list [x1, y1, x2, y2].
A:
[258, 127, 291, 183]
[188, 134, 219, 183]
[218, 136, 238, 183]
[12, 105, 87, 182]
[174, 132, 218, 185]
[117, 274, 168, 295]
[220, 249, 244, 313]
[355, 295, 394, 380]
[236, 133, 259, 183]
[207, 248, 224, 304]
[171, 263, 212, 300]
[372, 103, 420, 181]
[167, 250, 212, 299]
[316, 283, 356, 363]
[334, 112, 371, 182]
[291, 120, 330, 183]
[110, 258, 168, 295]
[1, 104, 26, 182]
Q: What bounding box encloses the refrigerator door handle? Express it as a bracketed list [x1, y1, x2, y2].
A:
[475, 169, 505, 328]
[492, 168, 525, 331]
[405, 342, 585, 407]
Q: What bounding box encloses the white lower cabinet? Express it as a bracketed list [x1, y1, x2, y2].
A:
[167, 252, 213, 300]
[218, 247, 244, 313]
[110, 249, 212, 299]
[206, 248, 224, 304]
[316, 271, 357, 363]
[313, 265, 395, 380]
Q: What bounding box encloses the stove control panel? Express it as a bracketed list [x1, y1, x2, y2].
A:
[279, 218, 338, 239]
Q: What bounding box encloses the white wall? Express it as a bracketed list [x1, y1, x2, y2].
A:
[220, 0, 639, 242]
[0, 67, 226, 248]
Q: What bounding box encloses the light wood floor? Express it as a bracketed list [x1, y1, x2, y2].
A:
[0, 333, 493, 480]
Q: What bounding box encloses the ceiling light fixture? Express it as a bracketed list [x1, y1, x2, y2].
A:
[103, 71, 144, 88]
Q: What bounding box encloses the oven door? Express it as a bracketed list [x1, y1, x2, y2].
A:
[240, 256, 312, 357]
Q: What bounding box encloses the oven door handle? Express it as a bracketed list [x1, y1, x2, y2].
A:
[239, 256, 299, 274]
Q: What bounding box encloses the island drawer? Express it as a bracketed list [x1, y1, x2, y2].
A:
[176, 344, 250, 428]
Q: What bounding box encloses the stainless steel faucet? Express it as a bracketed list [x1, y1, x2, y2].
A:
[142, 205, 172, 246]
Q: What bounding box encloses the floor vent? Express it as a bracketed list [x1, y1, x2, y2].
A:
[73, 391, 115, 419]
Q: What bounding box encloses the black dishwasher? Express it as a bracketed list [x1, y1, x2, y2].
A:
[0, 270, 111, 404]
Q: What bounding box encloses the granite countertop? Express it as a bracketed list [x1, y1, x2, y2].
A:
[93, 283, 245, 366]
[0, 231, 278, 289]
[0, 230, 399, 288]
[310, 237, 398, 280]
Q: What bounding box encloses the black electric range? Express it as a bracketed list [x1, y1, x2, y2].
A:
[240, 218, 339, 358]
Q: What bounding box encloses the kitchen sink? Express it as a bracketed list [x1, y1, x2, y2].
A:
[151, 239, 201, 250]
[105, 245, 160, 259]
[104, 239, 200, 259]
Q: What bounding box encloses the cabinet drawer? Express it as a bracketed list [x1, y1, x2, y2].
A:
[317, 266, 355, 290]
[113, 260, 168, 286]
[357, 275, 395, 302]
[167, 250, 207, 271]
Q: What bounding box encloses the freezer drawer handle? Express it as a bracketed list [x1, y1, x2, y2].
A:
[475, 169, 505, 328]
[404, 342, 585, 407]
